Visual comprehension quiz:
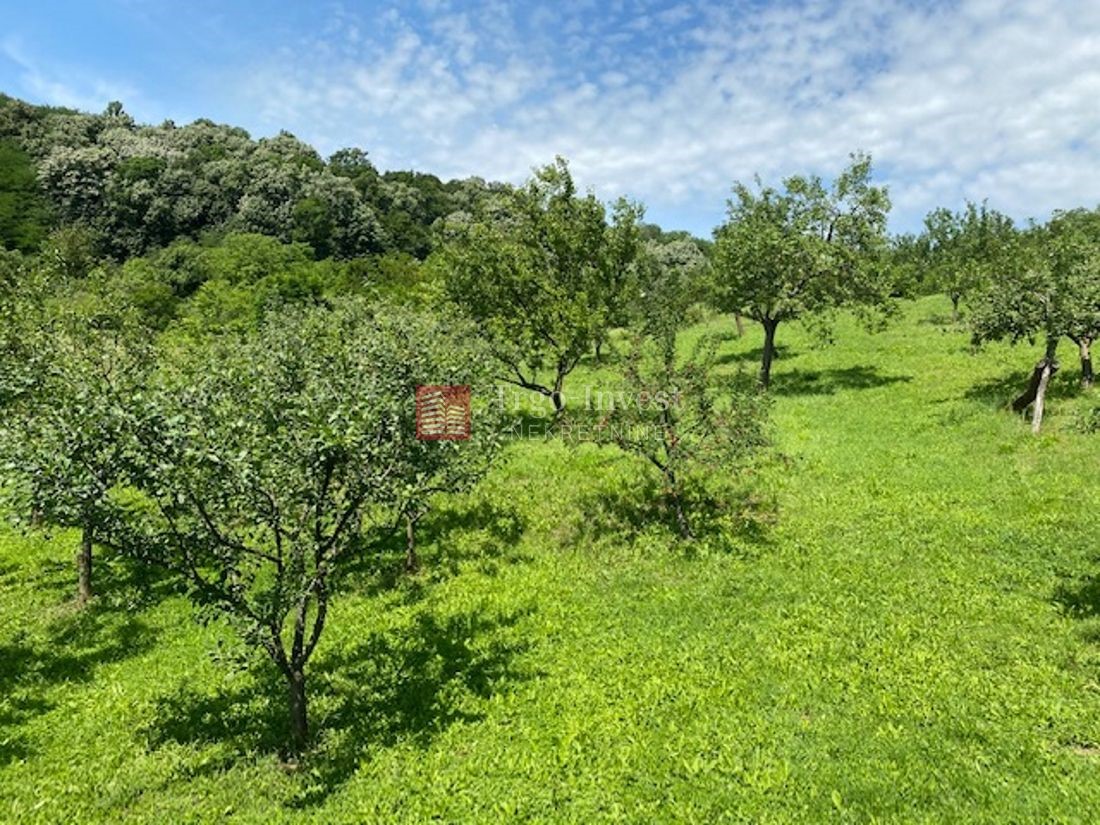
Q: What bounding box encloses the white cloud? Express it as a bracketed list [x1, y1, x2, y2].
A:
[123, 0, 1100, 233]
[1, 36, 139, 115]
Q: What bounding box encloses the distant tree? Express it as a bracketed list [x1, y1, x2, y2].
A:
[593, 197, 646, 360]
[371, 306, 504, 572]
[40, 225, 101, 280]
[970, 217, 1100, 432]
[0, 271, 150, 605]
[600, 244, 767, 538]
[327, 147, 377, 180]
[920, 202, 1016, 321]
[713, 153, 893, 388]
[37, 144, 114, 230]
[639, 238, 710, 327]
[443, 157, 638, 414]
[153, 233, 363, 338]
[886, 231, 925, 299]
[0, 250, 39, 407]
[363, 251, 443, 308]
[1047, 209, 1100, 389]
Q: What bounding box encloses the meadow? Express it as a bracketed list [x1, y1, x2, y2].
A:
[2, 296, 1099, 823]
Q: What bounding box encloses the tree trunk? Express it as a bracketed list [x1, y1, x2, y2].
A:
[1012, 366, 1043, 413]
[287, 667, 308, 757]
[404, 513, 419, 573]
[734, 313, 745, 338]
[1079, 338, 1094, 389]
[76, 524, 93, 606]
[672, 496, 693, 540]
[665, 470, 693, 540]
[1031, 358, 1056, 435]
[551, 370, 566, 415]
[594, 338, 603, 363]
[1011, 338, 1059, 433]
[760, 318, 779, 390]
[950, 293, 961, 323]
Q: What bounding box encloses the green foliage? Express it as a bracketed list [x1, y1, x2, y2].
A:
[634, 238, 711, 344]
[714, 153, 892, 326]
[0, 94, 509, 261]
[112, 298, 503, 753]
[970, 212, 1100, 351]
[0, 139, 52, 252]
[599, 238, 767, 539]
[599, 333, 768, 540]
[886, 231, 925, 298]
[1046, 208, 1100, 349]
[919, 201, 1016, 317]
[359, 251, 444, 308]
[0, 271, 151, 545]
[39, 225, 102, 280]
[713, 153, 893, 386]
[368, 305, 506, 566]
[136, 234, 362, 338]
[0, 250, 46, 406]
[443, 157, 639, 410]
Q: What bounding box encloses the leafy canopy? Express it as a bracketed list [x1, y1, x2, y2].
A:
[713, 152, 893, 329]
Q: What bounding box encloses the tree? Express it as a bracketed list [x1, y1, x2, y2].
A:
[599, 243, 767, 538]
[969, 218, 1099, 432]
[443, 157, 638, 414]
[117, 299, 498, 755]
[371, 306, 504, 572]
[0, 270, 151, 605]
[1047, 209, 1100, 389]
[157, 233, 362, 339]
[713, 153, 892, 388]
[593, 197, 646, 361]
[920, 201, 1015, 321]
[886, 231, 925, 299]
[640, 238, 710, 329]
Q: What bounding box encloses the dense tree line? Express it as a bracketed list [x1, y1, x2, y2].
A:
[0, 94, 504, 261]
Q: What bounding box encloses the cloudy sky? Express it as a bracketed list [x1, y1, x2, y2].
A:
[2, 0, 1098, 236]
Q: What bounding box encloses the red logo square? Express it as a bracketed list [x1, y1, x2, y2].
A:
[416, 385, 471, 440]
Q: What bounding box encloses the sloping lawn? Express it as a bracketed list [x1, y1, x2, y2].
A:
[2, 296, 1099, 822]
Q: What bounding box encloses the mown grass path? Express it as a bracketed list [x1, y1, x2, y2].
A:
[2, 297, 1098, 822]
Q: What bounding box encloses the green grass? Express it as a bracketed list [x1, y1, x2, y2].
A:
[2, 296, 1100, 822]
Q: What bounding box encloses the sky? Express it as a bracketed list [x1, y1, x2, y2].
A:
[2, 0, 1099, 237]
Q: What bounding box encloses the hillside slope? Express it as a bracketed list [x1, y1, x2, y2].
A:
[1, 297, 1098, 823]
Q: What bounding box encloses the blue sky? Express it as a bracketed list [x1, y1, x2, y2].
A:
[2, 0, 1099, 236]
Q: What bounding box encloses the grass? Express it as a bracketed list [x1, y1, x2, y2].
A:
[2, 295, 1100, 822]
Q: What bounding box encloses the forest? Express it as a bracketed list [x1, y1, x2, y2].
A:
[1, 92, 1099, 822]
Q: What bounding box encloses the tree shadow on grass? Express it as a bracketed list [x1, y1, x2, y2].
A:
[1053, 574, 1100, 621]
[917, 312, 965, 328]
[715, 344, 794, 367]
[966, 368, 1086, 410]
[1052, 573, 1100, 652]
[144, 605, 535, 807]
[577, 345, 627, 369]
[573, 471, 776, 556]
[0, 602, 159, 763]
[418, 499, 528, 577]
[500, 406, 559, 439]
[4, 532, 182, 611]
[350, 498, 529, 590]
[770, 366, 913, 396]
